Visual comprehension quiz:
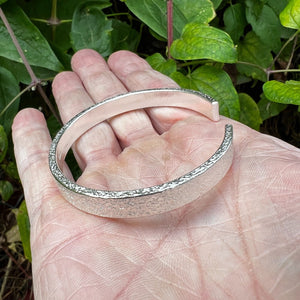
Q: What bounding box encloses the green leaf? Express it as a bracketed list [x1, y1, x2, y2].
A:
[0, 57, 57, 84]
[70, 1, 113, 57]
[0, 125, 8, 163]
[6, 224, 21, 244]
[267, 0, 289, 15]
[0, 67, 20, 133]
[280, 0, 300, 30]
[263, 80, 300, 105]
[146, 53, 177, 76]
[0, 0, 7, 4]
[17, 0, 80, 52]
[190, 66, 240, 120]
[245, 3, 282, 52]
[175, 0, 215, 25]
[0, 180, 13, 202]
[239, 93, 262, 130]
[16, 200, 31, 262]
[125, 0, 180, 39]
[125, 0, 215, 39]
[245, 0, 264, 17]
[1, 161, 19, 180]
[148, 28, 167, 41]
[257, 93, 287, 121]
[210, 0, 223, 10]
[170, 71, 198, 90]
[173, 65, 239, 120]
[170, 67, 240, 119]
[111, 19, 139, 52]
[224, 4, 247, 44]
[0, 2, 63, 71]
[170, 23, 237, 63]
[51, 44, 72, 71]
[237, 31, 272, 82]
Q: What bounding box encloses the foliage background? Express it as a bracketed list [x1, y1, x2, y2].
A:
[0, 0, 299, 298]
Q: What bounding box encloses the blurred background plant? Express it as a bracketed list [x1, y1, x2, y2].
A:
[0, 0, 299, 298]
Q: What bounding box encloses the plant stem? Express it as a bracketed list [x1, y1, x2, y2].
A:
[0, 257, 12, 298]
[60, 19, 72, 24]
[0, 8, 39, 84]
[31, 17, 71, 25]
[178, 59, 214, 67]
[51, 0, 58, 20]
[37, 85, 59, 118]
[30, 17, 49, 24]
[134, 23, 144, 53]
[51, 0, 58, 41]
[0, 7, 62, 124]
[268, 30, 299, 70]
[2, 246, 31, 279]
[0, 85, 32, 119]
[236, 61, 266, 72]
[167, 0, 173, 59]
[268, 69, 300, 74]
[106, 12, 130, 17]
[285, 34, 298, 75]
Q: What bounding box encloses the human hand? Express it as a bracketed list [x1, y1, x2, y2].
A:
[13, 50, 300, 299]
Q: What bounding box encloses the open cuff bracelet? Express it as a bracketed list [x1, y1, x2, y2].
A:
[49, 88, 233, 218]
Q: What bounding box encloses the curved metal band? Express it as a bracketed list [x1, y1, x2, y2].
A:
[49, 88, 233, 218]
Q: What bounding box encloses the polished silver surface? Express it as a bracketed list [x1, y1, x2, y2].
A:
[49, 88, 233, 218]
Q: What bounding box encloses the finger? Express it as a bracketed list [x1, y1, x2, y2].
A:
[12, 109, 69, 226]
[52, 70, 122, 170]
[52, 71, 93, 123]
[108, 50, 199, 133]
[71, 49, 158, 148]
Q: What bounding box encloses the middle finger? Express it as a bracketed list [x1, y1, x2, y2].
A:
[53, 50, 158, 171]
[71, 49, 158, 148]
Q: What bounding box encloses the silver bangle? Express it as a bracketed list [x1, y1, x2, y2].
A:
[49, 88, 233, 218]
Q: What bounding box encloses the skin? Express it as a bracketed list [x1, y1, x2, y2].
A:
[12, 50, 300, 300]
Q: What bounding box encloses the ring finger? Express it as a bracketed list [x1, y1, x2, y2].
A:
[108, 50, 199, 133]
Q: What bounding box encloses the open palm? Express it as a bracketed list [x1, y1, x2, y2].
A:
[13, 50, 300, 299]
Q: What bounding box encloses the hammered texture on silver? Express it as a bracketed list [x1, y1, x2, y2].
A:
[48, 88, 234, 218]
[50, 125, 233, 218]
